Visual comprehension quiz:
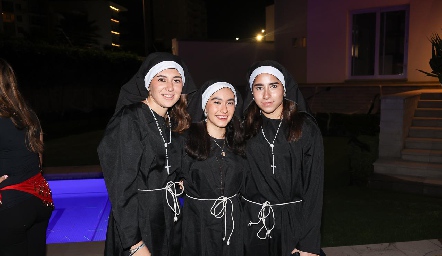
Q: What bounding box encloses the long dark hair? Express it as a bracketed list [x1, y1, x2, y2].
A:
[0, 59, 43, 154]
[185, 116, 246, 160]
[244, 99, 305, 142]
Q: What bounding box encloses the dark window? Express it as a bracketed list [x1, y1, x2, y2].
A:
[350, 6, 408, 78]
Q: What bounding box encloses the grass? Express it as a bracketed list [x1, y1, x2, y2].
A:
[322, 186, 442, 247]
[43, 131, 442, 247]
[321, 136, 442, 247]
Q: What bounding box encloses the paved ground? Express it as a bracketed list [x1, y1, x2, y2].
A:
[47, 239, 442, 256]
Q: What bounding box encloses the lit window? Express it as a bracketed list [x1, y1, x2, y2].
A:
[2, 12, 15, 22]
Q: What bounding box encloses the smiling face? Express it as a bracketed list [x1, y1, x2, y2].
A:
[252, 73, 284, 119]
[205, 87, 235, 138]
[146, 68, 183, 116]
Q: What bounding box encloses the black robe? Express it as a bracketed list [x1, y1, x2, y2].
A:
[179, 139, 247, 256]
[242, 114, 324, 256]
[98, 102, 183, 256]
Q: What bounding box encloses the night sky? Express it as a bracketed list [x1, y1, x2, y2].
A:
[113, 0, 274, 42]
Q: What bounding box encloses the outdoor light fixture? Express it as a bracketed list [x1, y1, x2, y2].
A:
[110, 19, 119, 23]
[236, 38, 239, 41]
[256, 34, 263, 41]
[110, 6, 119, 12]
[111, 31, 120, 35]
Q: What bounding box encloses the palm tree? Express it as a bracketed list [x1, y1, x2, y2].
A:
[417, 32, 442, 84]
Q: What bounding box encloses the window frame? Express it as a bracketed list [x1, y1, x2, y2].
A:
[348, 5, 410, 80]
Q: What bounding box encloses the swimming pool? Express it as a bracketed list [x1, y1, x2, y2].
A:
[46, 178, 110, 244]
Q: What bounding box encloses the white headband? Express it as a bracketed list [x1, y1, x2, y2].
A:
[248, 66, 285, 92]
[201, 82, 237, 111]
[144, 61, 185, 90]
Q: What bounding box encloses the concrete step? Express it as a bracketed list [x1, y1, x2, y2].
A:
[405, 137, 442, 150]
[414, 108, 442, 118]
[408, 126, 442, 138]
[420, 93, 442, 100]
[412, 117, 442, 127]
[401, 148, 442, 163]
[418, 100, 442, 108]
[373, 158, 442, 198]
[374, 158, 442, 178]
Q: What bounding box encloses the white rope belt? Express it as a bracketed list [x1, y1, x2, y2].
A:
[242, 196, 302, 240]
[186, 194, 238, 245]
[138, 181, 184, 222]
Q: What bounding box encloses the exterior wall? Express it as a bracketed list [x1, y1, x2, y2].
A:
[275, 0, 442, 83]
[407, 0, 442, 82]
[378, 91, 420, 157]
[174, 39, 275, 94]
[301, 84, 434, 114]
[144, 0, 206, 52]
[274, 0, 307, 83]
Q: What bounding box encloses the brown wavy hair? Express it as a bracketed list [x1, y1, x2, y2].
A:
[0, 59, 43, 154]
[244, 99, 305, 142]
[170, 94, 191, 133]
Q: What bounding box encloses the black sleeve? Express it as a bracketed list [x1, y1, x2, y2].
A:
[97, 108, 147, 250]
[297, 119, 324, 254]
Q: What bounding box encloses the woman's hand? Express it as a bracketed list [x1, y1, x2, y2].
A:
[0, 175, 7, 205]
[178, 180, 184, 191]
[0, 175, 8, 184]
[291, 248, 319, 256]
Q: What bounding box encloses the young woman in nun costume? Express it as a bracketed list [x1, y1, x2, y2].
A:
[179, 81, 247, 256]
[242, 60, 324, 256]
[97, 52, 196, 256]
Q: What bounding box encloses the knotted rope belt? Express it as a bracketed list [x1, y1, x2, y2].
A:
[138, 181, 184, 222]
[186, 194, 238, 245]
[242, 196, 302, 239]
[0, 172, 54, 208]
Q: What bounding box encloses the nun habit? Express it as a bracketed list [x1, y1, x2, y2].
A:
[97, 52, 196, 256]
[179, 81, 247, 256]
[242, 60, 324, 256]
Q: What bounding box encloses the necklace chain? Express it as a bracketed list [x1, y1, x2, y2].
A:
[213, 139, 226, 195]
[213, 139, 226, 157]
[147, 103, 172, 174]
[261, 119, 282, 174]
